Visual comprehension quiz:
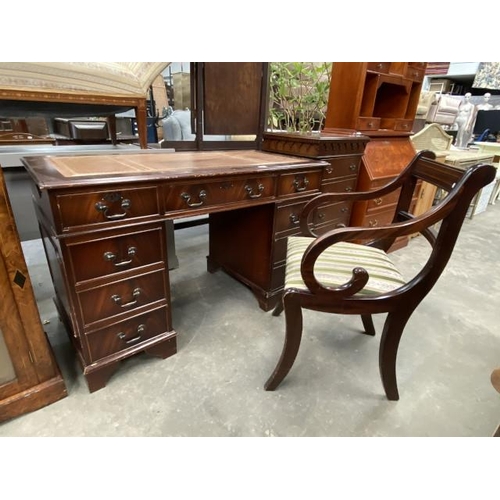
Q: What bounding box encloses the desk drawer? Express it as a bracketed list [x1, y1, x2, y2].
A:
[164, 176, 275, 213]
[67, 225, 165, 283]
[55, 185, 160, 232]
[86, 306, 169, 362]
[278, 170, 322, 196]
[323, 157, 360, 180]
[321, 177, 357, 194]
[78, 268, 166, 326]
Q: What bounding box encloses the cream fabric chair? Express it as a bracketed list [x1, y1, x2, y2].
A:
[426, 94, 462, 125]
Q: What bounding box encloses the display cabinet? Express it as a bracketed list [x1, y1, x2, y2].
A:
[0, 167, 66, 423]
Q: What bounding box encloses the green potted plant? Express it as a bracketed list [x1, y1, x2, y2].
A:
[267, 62, 332, 134]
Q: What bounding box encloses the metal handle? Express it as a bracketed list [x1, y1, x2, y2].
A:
[292, 176, 309, 192]
[345, 186, 353, 192]
[118, 324, 145, 344]
[95, 197, 131, 220]
[103, 246, 137, 267]
[325, 167, 333, 174]
[181, 190, 207, 207]
[245, 183, 264, 199]
[111, 287, 141, 308]
[368, 219, 378, 227]
[289, 213, 300, 224]
[341, 207, 349, 213]
[349, 164, 357, 171]
[374, 197, 383, 206]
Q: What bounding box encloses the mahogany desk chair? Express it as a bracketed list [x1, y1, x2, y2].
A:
[265, 150, 496, 400]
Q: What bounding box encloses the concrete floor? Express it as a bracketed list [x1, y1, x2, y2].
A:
[1, 203, 499, 437]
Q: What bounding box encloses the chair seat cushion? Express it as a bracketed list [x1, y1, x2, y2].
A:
[285, 237, 406, 295]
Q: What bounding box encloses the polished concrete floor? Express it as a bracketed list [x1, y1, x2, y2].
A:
[1, 203, 499, 437]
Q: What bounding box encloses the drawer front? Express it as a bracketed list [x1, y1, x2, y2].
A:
[405, 66, 424, 81]
[86, 307, 169, 362]
[360, 208, 396, 228]
[323, 157, 360, 180]
[56, 185, 160, 232]
[314, 202, 351, 226]
[356, 117, 381, 131]
[394, 119, 413, 132]
[78, 269, 166, 326]
[321, 177, 357, 194]
[67, 226, 165, 283]
[366, 188, 401, 212]
[165, 176, 275, 212]
[275, 200, 308, 234]
[367, 62, 390, 73]
[278, 170, 322, 196]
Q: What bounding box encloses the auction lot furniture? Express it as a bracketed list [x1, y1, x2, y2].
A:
[22, 146, 368, 392]
[265, 152, 496, 400]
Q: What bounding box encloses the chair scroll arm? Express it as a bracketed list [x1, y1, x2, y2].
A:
[299, 216, 436, 297]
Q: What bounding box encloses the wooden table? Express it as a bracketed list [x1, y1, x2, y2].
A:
[22, 142, 367, 392]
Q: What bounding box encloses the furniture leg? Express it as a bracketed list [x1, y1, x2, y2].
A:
[144, 335, 177, 359]
[265, 292, 303, 390]
[84, 363, 120, 393]
[361, 314, 376, 336]
[107, 115, 117, 145]
[135, 101, 148, 149]
[378, 309, 414, 401]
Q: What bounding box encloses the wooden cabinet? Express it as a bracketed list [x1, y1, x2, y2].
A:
[0, 168, 66, 423]
[324, 62, 426, 133]
[324, 62, 427, 250]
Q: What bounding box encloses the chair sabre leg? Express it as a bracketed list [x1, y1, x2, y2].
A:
[379, 310, 413, 401]
[265, 295, 303, 391]
[361, 314, 376, 336]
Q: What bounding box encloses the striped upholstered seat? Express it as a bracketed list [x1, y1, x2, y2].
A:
[285, 237, 406, 295]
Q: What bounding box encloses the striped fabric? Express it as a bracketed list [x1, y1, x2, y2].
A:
[285, 237, 406, 295]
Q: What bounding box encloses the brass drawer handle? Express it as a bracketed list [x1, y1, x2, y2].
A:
[368, 219, 378, 227]
[95, 195, 131, 220]
[349, 164, 357, 171]
[341, 207, 349, 213]
[181, 189, 207, 207]
[292, 176, 309, 192]
[111, 287, 141, 308]
[345, 186, 353, 192]
[374, 197, 383, 205]
[245, 183, 264, 199]
[325, 167, 333, 174]
[336, 223, 346, 228]
[289, 213, 300, 224]
[103, 246, 137, 267]
[118, 324, 145, 344]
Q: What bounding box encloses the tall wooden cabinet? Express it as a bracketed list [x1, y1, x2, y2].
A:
[0, 167, 66, 422]
[324, 62, 427, 249]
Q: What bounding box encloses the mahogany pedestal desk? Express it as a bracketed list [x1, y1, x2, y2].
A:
[22, 144, 363, 392]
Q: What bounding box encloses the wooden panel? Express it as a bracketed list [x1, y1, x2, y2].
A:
[67, 224, 165, 283]
[203, 62, 263, 135]
[77, 268, 167, 326]
[277, 170, 322, 196]
[85, 307, 170, 362]
[56, 185, 161, 232]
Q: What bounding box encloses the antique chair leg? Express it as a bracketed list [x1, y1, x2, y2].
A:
[361, 314, 376, 336]
[265, 293, 303, 390]
[378, 309, 414, 401]
[272, 297, 284, 317]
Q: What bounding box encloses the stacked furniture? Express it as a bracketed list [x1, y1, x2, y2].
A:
[410, 123, 497, 217]
[323, 62, 427, 250]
